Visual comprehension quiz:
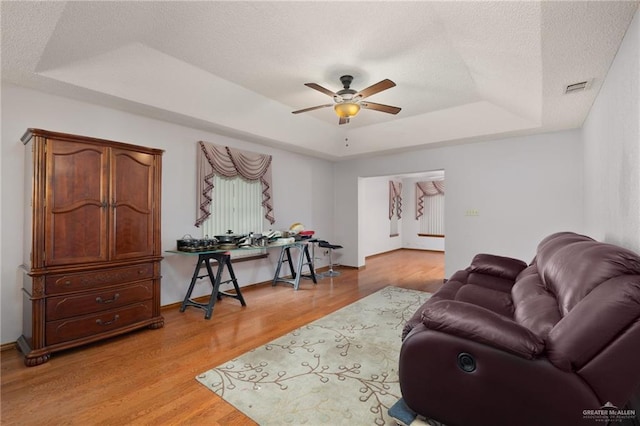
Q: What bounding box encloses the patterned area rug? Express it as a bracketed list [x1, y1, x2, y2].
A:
[196, 286, 431, 425]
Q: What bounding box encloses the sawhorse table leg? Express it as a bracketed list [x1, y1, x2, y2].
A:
[180, 252, 246, 319]
[272, 243, 317, 290]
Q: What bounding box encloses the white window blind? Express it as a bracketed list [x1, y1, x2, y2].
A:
[202, 175, 265, 238]
[419, 193, 445, 236]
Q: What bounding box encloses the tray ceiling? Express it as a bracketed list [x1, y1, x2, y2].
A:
[2, 1, 638, 160]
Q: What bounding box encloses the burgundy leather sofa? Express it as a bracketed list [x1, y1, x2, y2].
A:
[400, 232, 640, 426]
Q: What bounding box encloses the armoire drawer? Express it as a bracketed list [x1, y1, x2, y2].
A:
[45, 301, 154, 346]
[45, 263, 154, 295]
[46, 281, 154, 321]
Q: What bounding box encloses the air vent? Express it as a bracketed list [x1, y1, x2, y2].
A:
[565, 80, 590, 94]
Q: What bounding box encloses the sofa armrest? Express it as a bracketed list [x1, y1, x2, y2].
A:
[422, 300, 544, 359]
[469, 253, 528, 281]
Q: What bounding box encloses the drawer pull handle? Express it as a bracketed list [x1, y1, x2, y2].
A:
[96, 293, 120, 304]
[96, 315, 120, 326]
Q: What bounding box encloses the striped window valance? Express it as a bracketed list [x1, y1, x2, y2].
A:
[196, 141, 275, 227]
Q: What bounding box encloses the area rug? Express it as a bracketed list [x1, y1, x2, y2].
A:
[196, 286, 431, 425]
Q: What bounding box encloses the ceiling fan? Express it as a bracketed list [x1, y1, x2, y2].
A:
[292, 75, 401, 125]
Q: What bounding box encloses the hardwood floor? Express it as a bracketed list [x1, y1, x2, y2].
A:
[1, 249, 444, 425]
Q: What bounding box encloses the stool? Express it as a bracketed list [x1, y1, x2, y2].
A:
[318, 240, 343, 277]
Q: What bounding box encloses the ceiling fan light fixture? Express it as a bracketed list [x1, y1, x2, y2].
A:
[292, 76, 399, 124]
[334, 102, 360, 118]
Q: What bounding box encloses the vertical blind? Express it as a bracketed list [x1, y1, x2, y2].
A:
[419, 193, 445, 236]
[202, 175, 265, 238]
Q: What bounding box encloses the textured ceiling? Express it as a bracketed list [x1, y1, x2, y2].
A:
[1, 1, 638, 160]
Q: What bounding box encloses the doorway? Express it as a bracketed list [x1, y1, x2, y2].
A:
[360, 169, 445, 258]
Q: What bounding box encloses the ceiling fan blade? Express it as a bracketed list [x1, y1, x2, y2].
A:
[292, 104, 333, 114]
[355, 79, 396, 100]
[305, 83, 338, 98]
[360, 101, 402, 115]
[339, 117, 350, 125]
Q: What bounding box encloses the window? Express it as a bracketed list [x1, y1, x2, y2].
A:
[416, 180, 445, 237]
[195, 140, 275, 229]
[195, 141, 275, 258]
[201, 175, 266, 238]
[419, 192, 444, 236]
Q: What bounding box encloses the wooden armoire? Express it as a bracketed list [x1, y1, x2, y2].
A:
[18, 129, 164, 366]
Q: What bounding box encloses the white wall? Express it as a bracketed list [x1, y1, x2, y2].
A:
[583, 8, 640, 253]
[361, 176, 403, 257]
[339, 129, 584, 277]
[0, 83, 335, 344]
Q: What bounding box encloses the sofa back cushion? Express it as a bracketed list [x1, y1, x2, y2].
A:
[546, 275, 640, 371]
[465, 253, 528, 293]
[537, 234, 640, 316]
[533, 232, 593, 269]
[469, 253, 528, 281]
[534, 233, 640, 370]
[511, 266, 561, 340]
[455, 284, 514, 317]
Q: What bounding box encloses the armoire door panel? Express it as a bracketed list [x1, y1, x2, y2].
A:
[45, 140, 109, 266]
[111, 149, 155, 259]
[48, 204, 107, 264]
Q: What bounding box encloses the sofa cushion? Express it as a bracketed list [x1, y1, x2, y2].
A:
[448, 269, 469, 283]
[546, 275, 640, 371]
[455, 284, 514, 317]
[511, 273, 561, 339]
[466, 272, 516, 293]
[577, 319, 640, 407]
[531, 232, 593, 279]
[421, 300, 544, 359]
[536, 232, 594, 264]
[516, 264, 539, 281]
[401, 280, 464, 340]
[429, 280, 464, 302]
[539, 241, 640, 315]
[469, 253, 528, 281]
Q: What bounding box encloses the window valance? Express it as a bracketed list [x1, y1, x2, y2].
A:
[389, 181, 403, 219]
[196, 141, 275, 227]
[416, 180, 445, 220]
